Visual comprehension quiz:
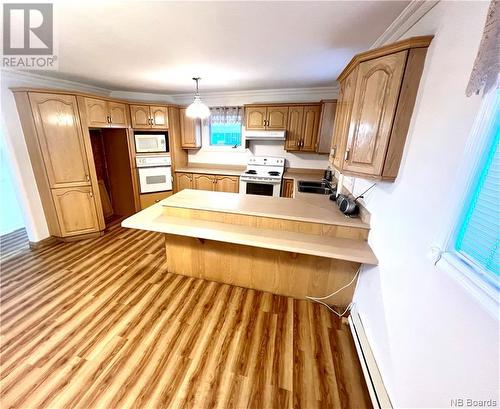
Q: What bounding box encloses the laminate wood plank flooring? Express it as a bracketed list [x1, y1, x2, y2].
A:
[0, 228, 29, 261]
[0, 224, 371, 408]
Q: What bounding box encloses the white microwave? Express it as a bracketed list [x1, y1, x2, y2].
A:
[134, 133, 168, 153]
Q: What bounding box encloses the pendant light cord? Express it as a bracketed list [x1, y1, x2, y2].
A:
[192, 77, 200, 95]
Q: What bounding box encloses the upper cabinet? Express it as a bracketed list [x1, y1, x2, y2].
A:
[316, 100, 337, 154]
[284, 104, 322, 152]
[84, 97, 129, 128]
[130, 104, 169, 129]
[330, 36, 432, 181]
[179, 108, 201, 149]
[30, 93, 92, 188]
[245, 106, 288, 130]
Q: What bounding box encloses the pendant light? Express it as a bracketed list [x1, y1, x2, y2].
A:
[186, 77, 210, 119]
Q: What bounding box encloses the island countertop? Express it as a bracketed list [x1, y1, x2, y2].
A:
[161, 189, 369, 230]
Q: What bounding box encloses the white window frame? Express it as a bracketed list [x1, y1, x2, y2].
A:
[434, 88, 499, 320]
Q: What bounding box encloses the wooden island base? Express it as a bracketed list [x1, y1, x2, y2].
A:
[164, 234, 360, 307]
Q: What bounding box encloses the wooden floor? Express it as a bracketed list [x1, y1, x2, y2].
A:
[0, 224, 370, 409]
[0, 228, 29, 261]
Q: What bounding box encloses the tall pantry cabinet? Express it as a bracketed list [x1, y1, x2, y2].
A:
[14, 91, 105, 239]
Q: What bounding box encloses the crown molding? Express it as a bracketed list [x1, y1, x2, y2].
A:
[164, 85, 340, 106]
[0, 69, 111, 95]
[371, 0, 439, 48]
[1, 69, 339, 106]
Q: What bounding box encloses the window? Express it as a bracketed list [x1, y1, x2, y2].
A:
[209, 107, 243, 147]
[453, 91, 500, 292]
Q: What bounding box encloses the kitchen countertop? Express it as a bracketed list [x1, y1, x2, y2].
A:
[122, 199, 376, 264]
[161, 189, 369, 230]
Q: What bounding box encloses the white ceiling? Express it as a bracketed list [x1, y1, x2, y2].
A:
[41, 1, 409, 94]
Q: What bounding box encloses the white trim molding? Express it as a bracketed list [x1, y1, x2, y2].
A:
[0, 69, 110, 95]
[371, 1, 440, 48]
[348, 307, 392, 409]
[165, 85, 340, 107]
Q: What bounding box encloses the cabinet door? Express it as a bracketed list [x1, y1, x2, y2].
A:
[344, 51, 407, 176]
[215, 176, 239, 193]
[130, 105, 151, 128]
[300, 105, 321, 151]
[108, 101, 129, 127]
[317, 101, 337, 154]
[267, 106, 288, 129]
[150, 106, 168, 129]
[281, 178, 294, 198]
[84, 98, 109, 127]
[175, 172, 193, 192]
[285, 106, 304, 151]
[332, 67, 359, 170]
[51, 186, 99, 236]
[193, 174, 215, 191]
[180, 108, 201, 148]
[245, 106, 267, 130]
[29, 93, 91, 188]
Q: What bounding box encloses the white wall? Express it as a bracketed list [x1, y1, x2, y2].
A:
[347, 2, 499, 407]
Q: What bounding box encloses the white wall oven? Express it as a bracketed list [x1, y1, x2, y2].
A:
[134, 132, 169, 153]
[136, 155, 172, 193]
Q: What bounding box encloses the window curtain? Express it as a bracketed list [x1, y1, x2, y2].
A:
[466, 0, 500, 97]
[209, 107, 243, 125]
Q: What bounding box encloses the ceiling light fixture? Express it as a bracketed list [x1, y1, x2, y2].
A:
[186, 77, 210, 119]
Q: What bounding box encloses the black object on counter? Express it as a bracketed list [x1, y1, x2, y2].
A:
[323, 168, 333, 182]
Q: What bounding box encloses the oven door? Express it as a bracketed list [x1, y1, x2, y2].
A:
[138, 166, 172, 193]
[241, 178, 282, 197]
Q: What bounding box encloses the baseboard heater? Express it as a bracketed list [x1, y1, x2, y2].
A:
[348, 307, 393, 409]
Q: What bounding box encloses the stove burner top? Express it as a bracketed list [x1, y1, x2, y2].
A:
[268, 171, 280, 176]
[245, 170, 257, 175]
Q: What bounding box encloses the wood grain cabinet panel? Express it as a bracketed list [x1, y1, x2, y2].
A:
[180, 108, 201, 148]
[317, 100, 337, 154]
[150, 106, 168, 129]
[175, 172, 193, 192]
[281, 178, 294, 198]
[29, 93, 91, 188]
[108, 101, 129, 127]
[344, 51, 407, 176]
[331, 67, 359, 170]
[285, 106, 304, 151]
[266, 106, 288, 129]
[85, 98, 109, 127]
[245, 106, 267, 130]
[300, 105, 321, 152]
[215, 175, 239, 193]
[130, 105, 151, 128]
[193, 174, 215, 191]
[51, 186, 99, 236]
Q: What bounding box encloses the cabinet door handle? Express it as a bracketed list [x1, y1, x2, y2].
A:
[332, 146, 337, 158]
[344, 149, 350, 161]
[86, 174, 90, 182]
[89, 192, 93, 198]
[149, 118, 154, 125]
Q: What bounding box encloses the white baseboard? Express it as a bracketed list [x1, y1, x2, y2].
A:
[348, 307, 392, 409]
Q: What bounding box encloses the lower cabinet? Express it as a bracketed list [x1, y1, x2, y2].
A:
[281, 179, 294, 198]
[140, 191, 172, 209]
[215, 175, 239, 193]
[51, 186, 100, 236]
[176, 172, 239, 193]
[175, 172, 194, 191]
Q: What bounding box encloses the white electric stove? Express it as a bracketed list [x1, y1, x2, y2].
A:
[239, 156, 285, 197]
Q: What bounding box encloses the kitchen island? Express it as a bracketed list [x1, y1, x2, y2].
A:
[122, 189, 377, 306]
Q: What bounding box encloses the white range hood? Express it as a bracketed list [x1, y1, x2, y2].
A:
[244, 130, 286, 141]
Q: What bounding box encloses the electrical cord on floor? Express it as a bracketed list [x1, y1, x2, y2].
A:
[306, 266, 361, 318]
